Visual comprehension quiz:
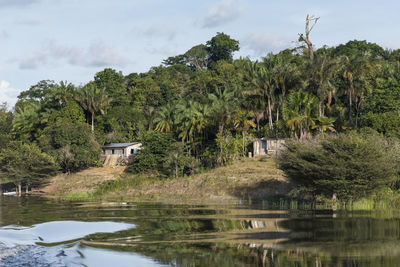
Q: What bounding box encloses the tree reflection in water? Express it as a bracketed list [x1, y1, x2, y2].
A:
[1, 196, 400, 266]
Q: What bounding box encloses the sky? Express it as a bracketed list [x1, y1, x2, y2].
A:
[0, 0, 399, 107]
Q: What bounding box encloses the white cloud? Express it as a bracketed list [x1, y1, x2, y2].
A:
[0, 80, 21, 108]
[201, 0, 243, 28]
[19, 40, 129, 70]
[242, 33, 292, 57]
[142, 25, 177, 41]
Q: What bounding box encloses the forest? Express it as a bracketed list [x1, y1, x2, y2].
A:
[2, 20, 400, 195]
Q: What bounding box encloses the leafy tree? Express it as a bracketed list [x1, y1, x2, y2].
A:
[163, 142, 199, 177]
[40, 121, 101, 173]
[0, 103, 12, 150]
[154, 103, 176, 133]
[127, 132, 174, 175]
[278, 133, 399, 201]
[0, 141, 57, 195]
[206, 32, 239, 64]
[74, 82, 112, 133]
[283, 91, 319, 140]
[12, 102, 41, 141]
[307, 48, 341, 117]
[184, 44, 209, 71]
[94, 68, 125, 104]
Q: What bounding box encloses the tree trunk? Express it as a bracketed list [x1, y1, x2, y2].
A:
[91, 111, 95, 133]
[267, 96, 273, 130]
[218, 121, 224, 153]
[348, 89, 353, 124]
[319, 101, 323, 117]
[25, 184, 29, 194]
[331, 193, 337, 212]
[18, 182, 22, 197]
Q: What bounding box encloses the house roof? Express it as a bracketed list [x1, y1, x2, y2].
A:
[102, 142, 140, 149]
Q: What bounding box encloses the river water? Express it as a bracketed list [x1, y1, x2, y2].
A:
[1, 196, 400, 266]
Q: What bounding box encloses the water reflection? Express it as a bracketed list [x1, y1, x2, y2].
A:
[1, 196, 400, 266]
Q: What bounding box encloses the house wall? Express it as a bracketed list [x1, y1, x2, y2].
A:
[124, 143, 142, 157]
[253, 140, 266, 156]
[253, 139, 285, 156]
[103, 143, 142, 158]
[104, 148, 124, 156]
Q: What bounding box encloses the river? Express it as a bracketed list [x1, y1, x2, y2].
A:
[0, 196, 400, 266]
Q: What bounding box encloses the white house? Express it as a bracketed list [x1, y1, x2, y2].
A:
[102, 142, 142, 159]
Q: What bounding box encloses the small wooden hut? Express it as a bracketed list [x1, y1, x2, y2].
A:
[252, 138, 285, 156]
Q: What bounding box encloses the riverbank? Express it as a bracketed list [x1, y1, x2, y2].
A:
[36, 156, 292, 203]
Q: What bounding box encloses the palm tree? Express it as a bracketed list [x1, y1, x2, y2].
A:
[176, 100, 211, 155]
[52, 81, 75, 106]
[74, 82, 112, 133]
[245, 61, 274, 132]
[234, 110, 256, 156]
[265, 52, 300, 122]
[12, 102, 40, 140]
[308, 49, 341, 117]
[154, 103, 176, 133]
[283, 91, 318, 140]
[312, 116, 336, 133]
[208, 87, 237, 136]
[341, 52, 375, 126]
[208, 87, 238, 152]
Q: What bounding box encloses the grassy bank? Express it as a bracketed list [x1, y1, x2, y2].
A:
[39, 156, 292, 203]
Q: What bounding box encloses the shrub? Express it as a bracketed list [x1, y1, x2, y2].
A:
[127, 132, 174, 175]
[278, 133, 400, 201]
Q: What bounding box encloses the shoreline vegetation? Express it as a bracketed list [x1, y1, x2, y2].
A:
[33, 151, 400, 211]
[35, 156, 293, 204]
[2, 17, 400, 208]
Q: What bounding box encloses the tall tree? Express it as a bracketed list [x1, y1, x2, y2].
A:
[74, 82, 112, 133]
[206, 32, 239, 65]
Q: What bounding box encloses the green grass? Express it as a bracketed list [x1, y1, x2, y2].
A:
[92, 174, 157, 198]
[56, 192, 93, 201]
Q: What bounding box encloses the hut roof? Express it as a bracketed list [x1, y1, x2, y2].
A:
[102, 142, 140, 149]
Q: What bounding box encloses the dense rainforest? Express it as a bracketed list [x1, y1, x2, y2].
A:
[2, 27, 400, 197]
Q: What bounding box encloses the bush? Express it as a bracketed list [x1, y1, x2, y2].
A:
[127, 132, 174, 175]
[40, 121, 101, 173]
[127, 132, 200, 177]
[278, 133, 400, 201]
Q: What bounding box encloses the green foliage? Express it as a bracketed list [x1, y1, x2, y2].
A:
[127, 132, 199, 177]
[40, 121, 101, 173]
[360, 111, 400, 137]
[0, 141, 57, 186]
[94, 68, 125, 104]
[74, 81, 112, 132]
[278, 133, 400, 200]
[206, 32, 239, 64]
[127, 132, 175, 175]
[9, 33, 400, 192]
[0, 103, 12, 149]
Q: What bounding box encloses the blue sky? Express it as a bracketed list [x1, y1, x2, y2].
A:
[0, 0, 399, 107]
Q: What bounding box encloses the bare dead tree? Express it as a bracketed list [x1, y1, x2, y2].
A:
[299, 14, 320, 61]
